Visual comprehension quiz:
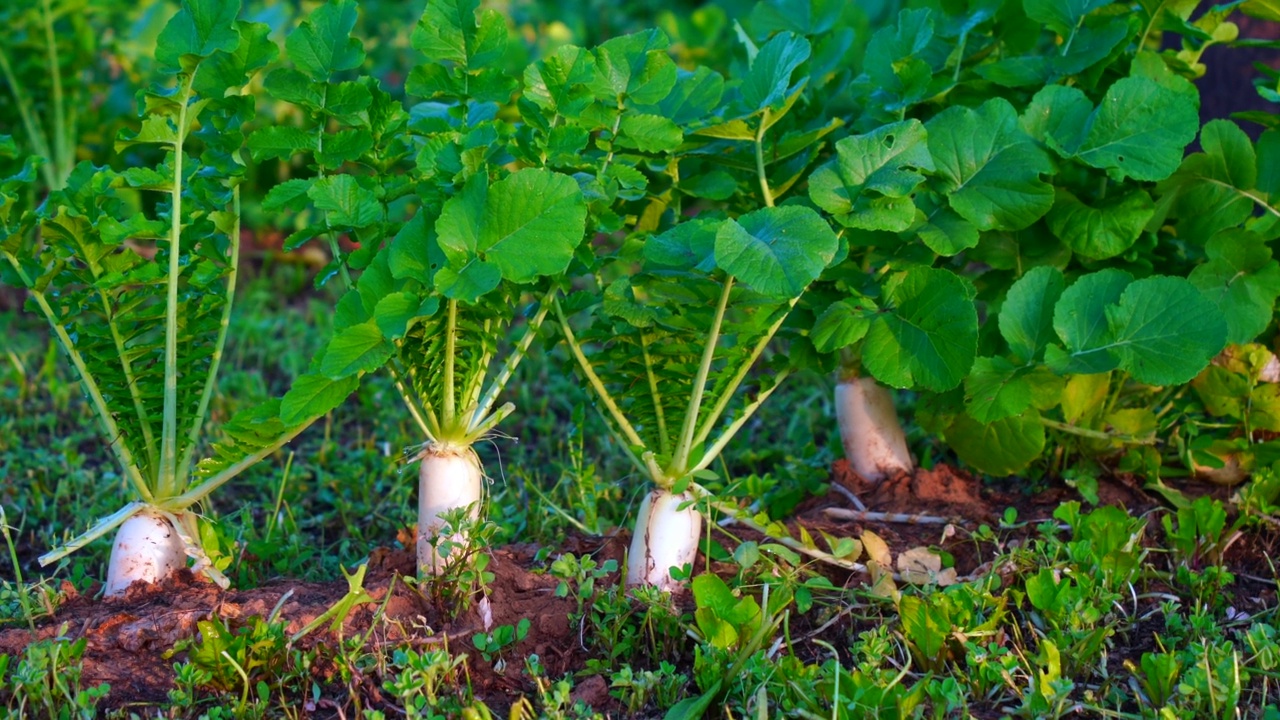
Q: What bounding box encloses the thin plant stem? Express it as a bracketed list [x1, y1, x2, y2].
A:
[1038, 416, 1156, 445]
[691, 299, 795, 449]
[315, 83, 353, 289]
[96, 292, 157, 475]
[387, 357, 436, 439]
[167, 422, 313, 508]
[640, 333, 670, 456]
[552, 295, 646, 449]
[0, 48, 56, 188]
[263, 452, 295, 546]
[402, 356, 443, 437]
[443, 298, 458, 429]
[461, 316, 492, 418]
[178, 186, 241, 488]
[469, 287, 555, 431]
[754, 110, 775, 208]
[158, 71, 197, 500]
[597, 98, 625, 179]
[697, 488, 872, 575]
[0, 506, 38, 634]
[672, 277, 734, 474]
[463, 402, 514, 446]
[37, 502, 146, 566]
[41, 0, 68, 185]
[691, 368, 791, 474]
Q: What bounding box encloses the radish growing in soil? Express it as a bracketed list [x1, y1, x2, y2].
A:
[264, 3, 591, 578]
[540, 29, 851, 589]
[0, 0, 308, 595]
[282, 169, 589, 577]
[555, 202, 837, 589]
[804, 120, 986, 486]
[834, 374, 913, 483]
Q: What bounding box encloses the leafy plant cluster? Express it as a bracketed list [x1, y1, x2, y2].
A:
[2, 0, 1280, 714]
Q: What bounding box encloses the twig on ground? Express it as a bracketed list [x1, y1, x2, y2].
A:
[823, 507, 957, 525]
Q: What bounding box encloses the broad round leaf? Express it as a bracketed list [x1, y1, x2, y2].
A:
[809, 120, 933, 232]
[435, 168, 587, 300]
[1045, 189, 1154, 260]
[811, 297, 878, 353]
[1189, 230, 1280, 344]
[862, 267, 978, 391]
[714, 206, 837, 299]
[281, 373, 360, 426]
[1075, 76, 1199, 182]
[927, 98, 1054, 231]
[1047, 269, 1132, 375]
[999, 266, 1065, 363]
[320, 321, 394, 378]
[1106, 276, 1228, 385]
[946, 412, 1045, 476]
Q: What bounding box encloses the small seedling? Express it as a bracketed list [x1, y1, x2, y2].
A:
[473, 618, 531, 670]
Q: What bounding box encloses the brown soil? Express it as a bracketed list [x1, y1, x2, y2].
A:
[1, 462, 1275, 716]
[0, 534, 629, 715]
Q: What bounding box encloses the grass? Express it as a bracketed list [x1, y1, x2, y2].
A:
[4, 267, 1280, 718]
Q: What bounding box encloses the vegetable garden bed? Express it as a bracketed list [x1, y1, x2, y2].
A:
[3, 0, 1280, 716]
[4, 459, 1280, 717]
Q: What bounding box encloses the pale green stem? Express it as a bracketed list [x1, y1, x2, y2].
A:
[0, 506, 36, 633]
[443, 298, 458, 426]
[37, 501, 146, 566]
[177, 186, 241, 488]
[1038, 416, 1156, 445]
[552, 295, 646, 448]
[640, 333, 670, 457]
[672, 277, 734, 474]
[3, 252, 152, 502]
[0, 48, 56, 188]
[754, 112, 775, 208]
[166, 422, 313, 509]
[41, 0, 68, 185]
[593, 407, 648, 477]
[315, 83, 353, 289]
[402, 356, 443, 436]
[387, 356, 436, 440]
[691, 299, 795, 449]
[597, 98, 625, 179]
[468, 288, 555, 432]
[642, 450, 667, 489]
[952, 31, 968, 84]
[1138, 7, 1162, 52]
[1199, 178, 1280, 220]
[158, 72, 196, 501]
[1061, 17, 1083, 55]
[691, 368, 791, 474]
[462, 402, 514, 446]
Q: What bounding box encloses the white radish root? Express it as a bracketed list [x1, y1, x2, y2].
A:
[105, 510, 186, 598]
[627, 489, 701, 591]
[835, 375, 913, 485]
[417, 443, 484, 576]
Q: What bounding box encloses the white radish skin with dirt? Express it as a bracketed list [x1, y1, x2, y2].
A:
[104, 511, 187, 597]
[627, 489, 701, 591]
[416, 445, 484, 576]
[835, 376, 913, 484]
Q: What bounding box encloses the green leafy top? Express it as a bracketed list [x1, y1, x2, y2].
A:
[276, 0, 591, 449]
[1, 0, 310, 577]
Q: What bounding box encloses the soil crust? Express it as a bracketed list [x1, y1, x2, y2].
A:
[3, 462, 1277, 715]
